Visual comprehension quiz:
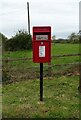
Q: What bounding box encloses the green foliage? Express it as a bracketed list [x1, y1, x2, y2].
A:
[5, 30, 32, 51]
[52, 32, 79, 44]
[52, 39, 69, 44]
[68, 32, 79, 43]
[52, 35, 56, 40]
[0, 33, 8, 50]
[52, 39, 79, 44]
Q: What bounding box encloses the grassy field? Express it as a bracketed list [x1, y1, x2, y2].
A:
[3, 43, 79, 69]
[2, 76, 79, 118]
[3, 44, 79, 57]
[2, 43, 80, 118]
[2, 44, 79, 81]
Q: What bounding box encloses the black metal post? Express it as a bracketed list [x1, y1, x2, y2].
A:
[40, 63, 43, 101]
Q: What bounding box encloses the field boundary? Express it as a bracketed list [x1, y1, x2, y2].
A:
[2, 53, 80, 82]
[2, 53, 81, 62]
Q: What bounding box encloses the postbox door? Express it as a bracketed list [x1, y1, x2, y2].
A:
[33, 41, 51, 63]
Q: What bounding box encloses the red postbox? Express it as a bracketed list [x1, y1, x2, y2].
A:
[32, 26, 51, 63]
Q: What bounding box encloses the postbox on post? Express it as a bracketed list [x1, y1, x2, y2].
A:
[32, 26, 51, 101]
[33, 26, 51, 63]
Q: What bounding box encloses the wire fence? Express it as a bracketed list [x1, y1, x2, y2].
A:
[2, 53, 81, 83]
[2, 53, 81, 62]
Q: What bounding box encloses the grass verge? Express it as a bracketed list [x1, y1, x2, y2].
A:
[2, 75, 79, 118]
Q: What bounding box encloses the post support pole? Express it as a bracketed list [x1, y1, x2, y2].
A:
[40, 63, 43, 101]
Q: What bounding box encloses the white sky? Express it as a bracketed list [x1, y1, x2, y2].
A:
[0, 0, 80, 38]
[79, 1, 81, 30]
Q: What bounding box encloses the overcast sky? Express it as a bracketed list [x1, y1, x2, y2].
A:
[79, 1, 81, 30]
[0, 0, 80, 38]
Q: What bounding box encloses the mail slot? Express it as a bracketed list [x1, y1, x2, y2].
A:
[32, 26, 51, 63]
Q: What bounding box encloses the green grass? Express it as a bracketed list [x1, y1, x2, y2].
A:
[3, 44, 79, 58]
[2, 44, 80, 118]
[2, 75, 79, 118]
[3, 44, 79, 67]
[52, 44, 79, 55]
[3, 50, 32, 58]
[2, 44, 79, 82]
[51, 44, 79, 65]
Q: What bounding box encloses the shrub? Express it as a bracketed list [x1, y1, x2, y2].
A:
[5, 30, 32, 51]
[0, 33, 8, 51]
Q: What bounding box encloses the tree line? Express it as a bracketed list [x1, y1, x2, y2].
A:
[1, 30, 81, 51]
[52, 32, 80, 44]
